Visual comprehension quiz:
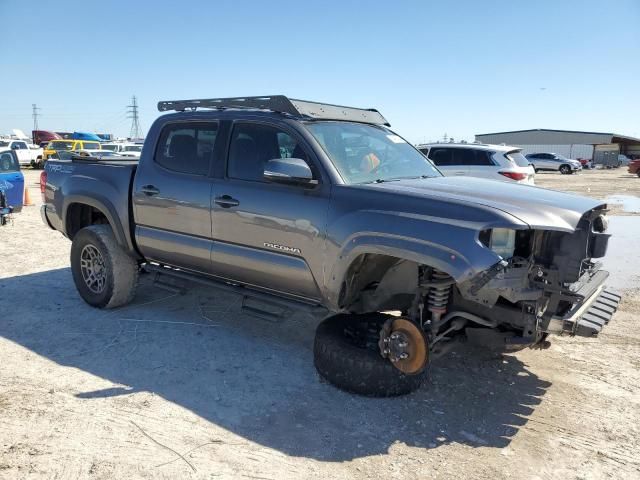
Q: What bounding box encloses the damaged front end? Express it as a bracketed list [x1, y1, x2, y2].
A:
[447, 205, 621, 351]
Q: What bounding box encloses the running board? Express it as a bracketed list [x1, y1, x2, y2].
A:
[145, 264, 328, 320]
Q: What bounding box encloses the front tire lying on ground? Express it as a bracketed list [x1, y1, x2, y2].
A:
[70, 225, 138, 309]
[314, 313, 428, 397]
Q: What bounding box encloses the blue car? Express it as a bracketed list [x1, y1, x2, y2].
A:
[0, 149, 24, 212]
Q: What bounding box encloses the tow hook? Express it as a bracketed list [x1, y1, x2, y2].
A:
[378, 317, 429, 375]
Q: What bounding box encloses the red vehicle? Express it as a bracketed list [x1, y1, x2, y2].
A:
[32, 130, 61, 145]
[628, 159, 640, 177]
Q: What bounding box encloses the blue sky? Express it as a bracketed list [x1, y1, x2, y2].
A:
[1, 0, 638, 142]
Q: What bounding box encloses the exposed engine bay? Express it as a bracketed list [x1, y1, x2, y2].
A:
[347, 207, 621, 371]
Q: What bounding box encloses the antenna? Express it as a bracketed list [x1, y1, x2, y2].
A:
[127, 95, 141, 139]
[32, 104, 40, 132]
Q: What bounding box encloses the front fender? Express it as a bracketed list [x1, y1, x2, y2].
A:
[323, 207, 521, 310]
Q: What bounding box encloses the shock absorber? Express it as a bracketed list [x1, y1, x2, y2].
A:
[428, 269, 452, 326]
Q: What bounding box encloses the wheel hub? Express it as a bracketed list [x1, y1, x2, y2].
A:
[80, 244, 107, 294]
[379, 318, 429, 374]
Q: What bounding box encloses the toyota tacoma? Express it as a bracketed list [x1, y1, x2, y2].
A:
[40, 95, 621, 396]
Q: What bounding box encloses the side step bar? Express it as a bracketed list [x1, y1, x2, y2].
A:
[146, 264, 328, 320]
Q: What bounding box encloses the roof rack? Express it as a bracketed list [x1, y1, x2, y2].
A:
[157, 95, 390, 126]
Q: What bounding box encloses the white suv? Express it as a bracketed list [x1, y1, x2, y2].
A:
[417, 143, 535, 185]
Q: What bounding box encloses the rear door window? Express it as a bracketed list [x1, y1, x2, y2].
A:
[451, 148, 495, 166]
[155, 122, 218, 175]
[427, 147, 454, 166]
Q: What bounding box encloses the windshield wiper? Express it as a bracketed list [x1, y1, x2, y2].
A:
[359, 175, 433, 185]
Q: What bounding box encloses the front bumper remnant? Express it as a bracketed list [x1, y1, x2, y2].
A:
[546, 285, 621, 337]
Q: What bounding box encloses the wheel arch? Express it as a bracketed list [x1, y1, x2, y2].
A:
[325, 234, 493, 312]
[63, 195, 127, 248]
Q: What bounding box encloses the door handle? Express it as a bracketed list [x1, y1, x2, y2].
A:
[453, 171, 466, 175]
[215, 195, 240, 208]
[141, 185, 160, 196]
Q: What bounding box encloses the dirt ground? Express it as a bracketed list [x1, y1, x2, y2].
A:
[1, 168, 639, 479]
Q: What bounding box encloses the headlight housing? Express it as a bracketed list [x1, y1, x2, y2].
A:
[480, 228, 517, 259]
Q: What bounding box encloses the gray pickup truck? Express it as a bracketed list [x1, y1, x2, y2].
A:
[41, 96, 621, 396]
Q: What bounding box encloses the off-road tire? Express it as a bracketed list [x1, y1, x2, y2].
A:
[313, 313, 428, 397]
[559, 164, 571, 174]
[70, 225, 138, 309]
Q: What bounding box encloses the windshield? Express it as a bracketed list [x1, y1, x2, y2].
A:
[305, 122, 441, 184]
[505, 150, 531, 167]
[100, 144, 118, 151]
[0, 141, 9, 147]
[123, 145, 142, 152]
[83, 142, 100, 150]
[49, 141, 74, 150]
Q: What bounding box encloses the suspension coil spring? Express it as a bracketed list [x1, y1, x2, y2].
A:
[428, 270, 452, 315]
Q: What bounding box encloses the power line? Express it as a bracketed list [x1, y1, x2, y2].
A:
[127, 95, 141, 139]
[32, 104, 40, 132]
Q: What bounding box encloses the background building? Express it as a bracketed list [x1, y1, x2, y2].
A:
[474, 129, 640, 165]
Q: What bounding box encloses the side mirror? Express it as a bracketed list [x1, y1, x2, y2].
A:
[264, 158, 317, 186]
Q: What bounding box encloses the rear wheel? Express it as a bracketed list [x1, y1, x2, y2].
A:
[70, 225, 138, 309]
[559, 164, 571, 174]
[313, 313, 428, 397]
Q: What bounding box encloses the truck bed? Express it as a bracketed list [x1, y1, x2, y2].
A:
[42, 158, 139, 252]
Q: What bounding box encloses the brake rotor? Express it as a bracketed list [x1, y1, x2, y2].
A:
[379, 317, 429, 375]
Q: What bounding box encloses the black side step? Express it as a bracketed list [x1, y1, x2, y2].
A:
[145, 264, 328, 320]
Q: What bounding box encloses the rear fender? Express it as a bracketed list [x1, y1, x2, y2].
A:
[62, 193, 130, 250]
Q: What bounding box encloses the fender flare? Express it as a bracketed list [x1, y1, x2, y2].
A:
[62, 193, 129, 249]
[324, 232, 498, 310]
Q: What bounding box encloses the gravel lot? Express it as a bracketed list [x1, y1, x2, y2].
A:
[1, 168, 639, 479]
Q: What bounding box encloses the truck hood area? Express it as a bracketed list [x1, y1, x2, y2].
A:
[363, 176, 605, 232]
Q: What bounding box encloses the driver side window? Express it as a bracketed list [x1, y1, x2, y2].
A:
[227, 123, 311, 182]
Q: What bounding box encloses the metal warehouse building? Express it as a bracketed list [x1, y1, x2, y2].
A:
[474, 129, 640, 165]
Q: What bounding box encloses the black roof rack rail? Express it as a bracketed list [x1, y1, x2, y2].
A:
[157, 95, 390, 126]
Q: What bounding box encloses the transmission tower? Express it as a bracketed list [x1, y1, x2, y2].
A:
[127, 96, 141, 138]
[32, 104, 40, 132]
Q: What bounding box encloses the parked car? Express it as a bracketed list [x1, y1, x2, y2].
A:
[628, 159, 640, 177]
[43, 140, 101, 162]
[32, 130, 62, 145]
[0, 139, 43, 168]
[417, 143, 535, 185]
[49, 149, 123, 160]
[525, 153, 582, 174]
[577, 158, 593, 169]
[41, 95, 620, 397]
[0, 149, 24, 212]
[100, 143, 143, 158]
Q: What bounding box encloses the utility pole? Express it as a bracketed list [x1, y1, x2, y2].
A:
[127, 95, 141, 139]
[32, 104, 40, 132]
